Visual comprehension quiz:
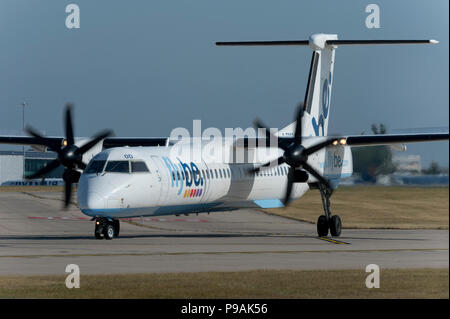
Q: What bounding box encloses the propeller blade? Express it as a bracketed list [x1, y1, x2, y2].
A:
[293, 104, 304, 145]
[282, 167, 295, 205]
[64, 180, 73, 208]
[75, 129, 113, 155]
[25, 125, 59, 152]
[302, 162, 332, 192]
[250, 157, 285, 173]
[253, 118, 278, 141]
[25, 125, 45, 140]
[75, 161, 87, 170]
[304, 139, 337, 156]
[25, 159, 60, 179]
[65, 104, 75, 146]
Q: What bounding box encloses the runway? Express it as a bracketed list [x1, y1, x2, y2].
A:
[0, 191, 448, 275]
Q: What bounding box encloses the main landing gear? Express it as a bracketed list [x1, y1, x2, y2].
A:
[94, 218, 120, 240]
[316, 184, 342, 237]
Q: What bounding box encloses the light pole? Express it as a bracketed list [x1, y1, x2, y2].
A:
[17, 102, 31, 179]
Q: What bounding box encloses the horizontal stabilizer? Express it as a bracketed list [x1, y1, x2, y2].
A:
[326, 39, 438, 46]
[216, 39, 438, 48]
[216, 40, 309, 46]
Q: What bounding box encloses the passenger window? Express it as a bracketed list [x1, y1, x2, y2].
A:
[105, 161, 130, 173]
[214, 169, 218, 179]
[131, 161, 150, 173]
[85, 160, 106, 174]
[219, 169, 223, 179]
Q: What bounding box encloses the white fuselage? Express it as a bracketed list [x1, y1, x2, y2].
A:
[77, 138, 352, 218]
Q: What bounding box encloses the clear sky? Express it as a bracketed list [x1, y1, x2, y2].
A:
[0, 0, 448, 167]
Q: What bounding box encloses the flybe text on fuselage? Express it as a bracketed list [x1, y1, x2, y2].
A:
[162, 156, 204, 197]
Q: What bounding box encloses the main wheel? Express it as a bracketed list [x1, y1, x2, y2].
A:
[317, 215, 329, 237]
[113, 220, 120, 238]
[95, 231, 103, 240]
[103, 223, 115, 240]
[330, 215, 342, 237]
[94, 223, 103, 240]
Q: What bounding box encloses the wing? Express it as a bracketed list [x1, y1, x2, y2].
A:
[234, 132, 449, 149]
[0, 135, 169, 150]
[2, 132, 447, 150]
[0, 135, 64, 150]
[343, 133, 449, 147]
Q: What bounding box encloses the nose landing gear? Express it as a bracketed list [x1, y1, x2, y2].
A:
[94, 218, 120, 240]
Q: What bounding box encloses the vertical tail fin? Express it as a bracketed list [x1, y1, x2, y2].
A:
[302, 34, 337, 137]
[277, 34, 337, 137]
[216, 35, 438, 137]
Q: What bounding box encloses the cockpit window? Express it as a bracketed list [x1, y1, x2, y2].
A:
[131, 161, 149, 173]
[85, 160, 106, 174]
[105, 161, 130, 173]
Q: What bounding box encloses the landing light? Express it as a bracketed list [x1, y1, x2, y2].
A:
[332, 140, 338, 146]
[62, 139, 68, 147]
[339, 138, 347, 145]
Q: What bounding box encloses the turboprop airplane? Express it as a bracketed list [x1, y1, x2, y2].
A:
[1, 34, 448, 240]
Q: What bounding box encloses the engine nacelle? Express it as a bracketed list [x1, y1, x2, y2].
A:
[293, 169, 309, 183]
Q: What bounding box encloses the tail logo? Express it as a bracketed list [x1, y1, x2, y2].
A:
[312, 71, 332, 136]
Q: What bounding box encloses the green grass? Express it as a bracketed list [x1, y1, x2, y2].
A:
[263, 186, 449, 229]
[0, 268, 448, 299]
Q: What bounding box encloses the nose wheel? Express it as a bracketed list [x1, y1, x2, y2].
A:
[317, 184, 342, 237]
[94, 218, 120, 240]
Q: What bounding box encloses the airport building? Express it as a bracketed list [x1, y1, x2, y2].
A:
[0, 150, 63, 185]
[392, 155, 422, 173]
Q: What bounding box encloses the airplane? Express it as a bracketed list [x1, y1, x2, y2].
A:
[1, 33, 448, 240]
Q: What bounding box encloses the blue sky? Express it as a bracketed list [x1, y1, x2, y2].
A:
[0, 0, 448, 167]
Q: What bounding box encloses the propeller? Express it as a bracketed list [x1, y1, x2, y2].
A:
[25, 103, 113, 207]
[251, 103, 339, 205]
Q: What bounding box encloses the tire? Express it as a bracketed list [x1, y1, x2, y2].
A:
[103, 223, 115, 240]
[317, 215, 329, 237]
[330, 215, 342, 237]
[95, 231, 103, 240]
[94, 224, 103, 240]
[113, 220, 120, 238]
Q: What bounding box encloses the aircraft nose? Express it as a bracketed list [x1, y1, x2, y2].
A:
[85, 192, 105, 209]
